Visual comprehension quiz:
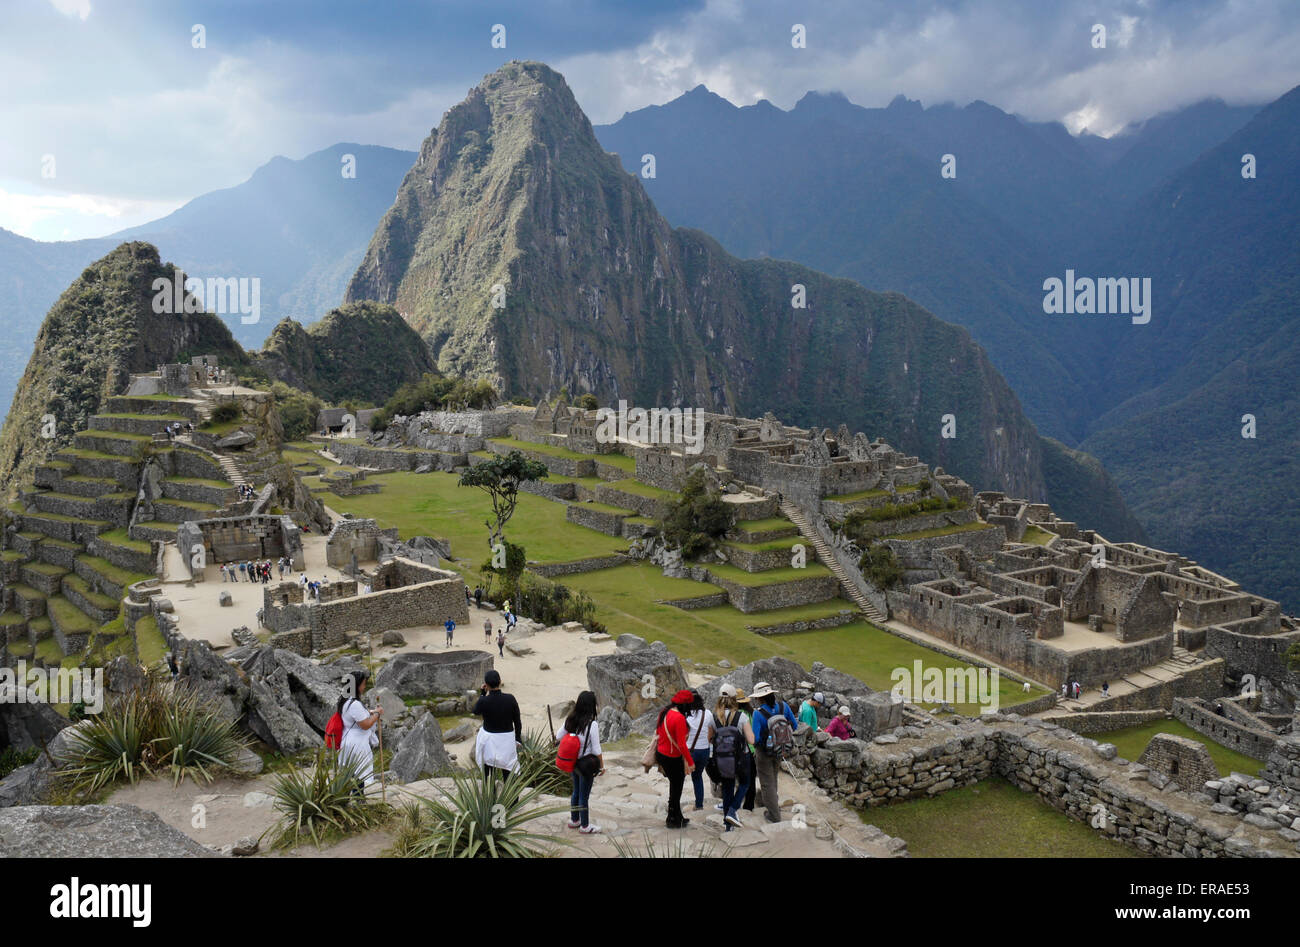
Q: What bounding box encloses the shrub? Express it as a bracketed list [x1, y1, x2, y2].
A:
[270, 382, 323, 441]
[0, 746, 39, 780]
[516, 728, 570, 795]
[389, 759, 568, 858]
[575, 393, 599, 410]
[264, 749, 392, 849]
[208, 401, 241, 424]
[59, 670, 247, 795]
[858, 544, 904, 590]
[659, 468, 735, 560]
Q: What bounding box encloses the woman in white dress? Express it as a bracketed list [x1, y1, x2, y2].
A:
[338, 671, 383, 789]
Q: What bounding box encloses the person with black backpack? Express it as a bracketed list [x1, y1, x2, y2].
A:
[555, 690, 605, 835]
[710, 683, 755, 830]
[749, 681, 797, 824]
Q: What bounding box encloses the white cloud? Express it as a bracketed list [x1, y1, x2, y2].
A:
[0, 185, 181, 241]
[47, 0, 90, 21]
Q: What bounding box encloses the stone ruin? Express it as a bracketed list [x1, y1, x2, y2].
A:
[1137, 733, 1221, 792]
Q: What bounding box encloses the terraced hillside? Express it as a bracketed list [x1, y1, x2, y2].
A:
[0, 393, 236, 669]
[302, 430, 1043, 715]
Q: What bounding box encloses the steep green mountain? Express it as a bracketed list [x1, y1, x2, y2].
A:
[1078, 86, 1300, 607]
[0, 144, 416, 423]
[345, 60, 1138, 526]
[0, 242, 247, 493]
[254, 301, 437, 405]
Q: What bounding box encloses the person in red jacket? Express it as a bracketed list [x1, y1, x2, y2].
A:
[655, 689, 697, 829]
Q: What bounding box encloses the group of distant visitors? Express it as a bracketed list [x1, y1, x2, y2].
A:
[220, 558, 292, 583]
[237, 483, 256, 502]
[162, 421, 194, 441]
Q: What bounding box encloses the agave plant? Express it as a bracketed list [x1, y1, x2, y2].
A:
[153, 688, 249, 786]
[392, 758, 569, 858]
[59, 669, 247, 795]
[264, 749, 391, 850]
[516, 727, 570, 795]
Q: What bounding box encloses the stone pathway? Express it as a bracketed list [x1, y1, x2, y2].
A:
[392, 750, 904, 858]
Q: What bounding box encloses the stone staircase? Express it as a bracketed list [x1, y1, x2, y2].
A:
[1050, 645, 1213, 713]
[781, 501, 888, 624]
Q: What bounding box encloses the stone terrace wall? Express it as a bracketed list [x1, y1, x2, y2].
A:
[263, 562, 468, 652]
[1173, 697, 1278, 761]
[1041, 709, 1169, 734]
[786, 718, 1297, 857]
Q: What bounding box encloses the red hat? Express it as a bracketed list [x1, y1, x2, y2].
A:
[671, 689, 694, 704]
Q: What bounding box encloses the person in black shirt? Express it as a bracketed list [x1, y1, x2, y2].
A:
[472, 669, 522, 780]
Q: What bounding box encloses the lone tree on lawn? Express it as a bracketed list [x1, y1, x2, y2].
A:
[459, 450, 550, 550]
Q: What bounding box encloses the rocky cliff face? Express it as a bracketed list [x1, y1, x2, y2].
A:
[0, 242, 245, 494]
[254, 301, 436, 405]
[346, 61, 1133, 516]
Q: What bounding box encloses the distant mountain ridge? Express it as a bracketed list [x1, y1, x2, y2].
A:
[344, 60, 1141, 538]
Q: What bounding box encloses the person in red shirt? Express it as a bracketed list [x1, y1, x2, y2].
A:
[655, 689, 697, 828]
[826, 705, 856, 741]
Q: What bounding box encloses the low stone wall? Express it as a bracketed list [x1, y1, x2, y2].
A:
[530, 555, 629, 579]
[786, 717, 1297, 857]
[1080, 659, 1225, 712]
[520, 478, 577, 501]
[723, 542, 813, 573]
[1173, 697, 1278, 761]
[1040, 708, 1169, 734]
[592, 485, 670, 519]
[327, 440, 463, 472]
[748, 610, 857, 636]
[660, 591, 729, 610]
[565, 503, 629, 535]
[706, 571, 840, 613]
[882, 523, 1005, 565]
[263, 561, 468, 652]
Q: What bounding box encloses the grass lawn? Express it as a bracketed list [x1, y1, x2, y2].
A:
[135, 616, 167, 664]
[601, 478, 679, 501]
[96, 529, 152, 553]
[486, 436, 597, 462]
[860, 777, 1146, 858]
[1021, 525, 1057, 545]
[562, 563, 1043, 712]
[317, 471, 629, 565]
[1096, 718, 1264, 777]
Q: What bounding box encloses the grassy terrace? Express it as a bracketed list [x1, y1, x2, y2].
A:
[723, 536, 808, 554]
[827, 484, 922, 503]
[316, 458, 1043, 712]
[165, 476, 233, 489]
[96, 412, 188, 422]
[135, 616, 166, 664]
[569, 501, 636, 516]
[96, 529, 152, 553]
[880, 522, 996, 541]
[861, 778, 1145, 858]
[313, 471, 627, 565]
[1097, 719, 1263, 777]
[46, 596, 94, 634]
[77, 554, 151, 589]
[1021, 525, 1057, 545]
[602, 478, 679, 500]
[704, 562, 833, 586]
[486, 436, 636, 471]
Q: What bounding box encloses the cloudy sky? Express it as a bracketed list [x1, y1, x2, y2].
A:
[3, 0, 1298, 240]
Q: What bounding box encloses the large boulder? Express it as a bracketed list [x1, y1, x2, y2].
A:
[846, 693, 904, 740]
[265, 648, 346, 732]
[243, 678, 321, 754]
[596, 705, 634, 743]
[0, 685, 70, 752]
[389, 714, 454, 783]
[615, 634, 648, 652]
[0, 720, 89, 808]
[0, 804, 219, 857]
[375, 650, 494, 699]
[178, 639, 249, 722]
[586, 641, 687, 719]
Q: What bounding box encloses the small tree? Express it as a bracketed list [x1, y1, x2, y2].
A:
[459, 451, 549, 550]
[575, 393, 599, 410]
[859, 543, 903, 590]
[660, 468, 735, 560]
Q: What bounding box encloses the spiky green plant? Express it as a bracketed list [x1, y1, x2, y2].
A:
[390, 759, 568, 858]
[516, 727, 570, 795]
[59, 668, 247, 794]
[154, 689, 248, 786]
[609, 831, 727, 859]
[264, 749, 391, 850]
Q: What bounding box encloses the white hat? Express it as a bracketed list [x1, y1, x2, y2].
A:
[750, 682, 775, 699]
[838, 706, 851, 717]
[719, 683, 737, 698]
[812, 692, 825, 704]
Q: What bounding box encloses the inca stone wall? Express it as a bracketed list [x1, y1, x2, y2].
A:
[1172, 697, 1278, 761]
[785, 716, 1298, 857]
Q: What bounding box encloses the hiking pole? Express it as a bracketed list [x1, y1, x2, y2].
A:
[369, 628, 386, 804]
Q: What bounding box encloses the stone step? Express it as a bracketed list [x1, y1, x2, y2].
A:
[10, 584, 48, 619]
[45, 595, 95, 655]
